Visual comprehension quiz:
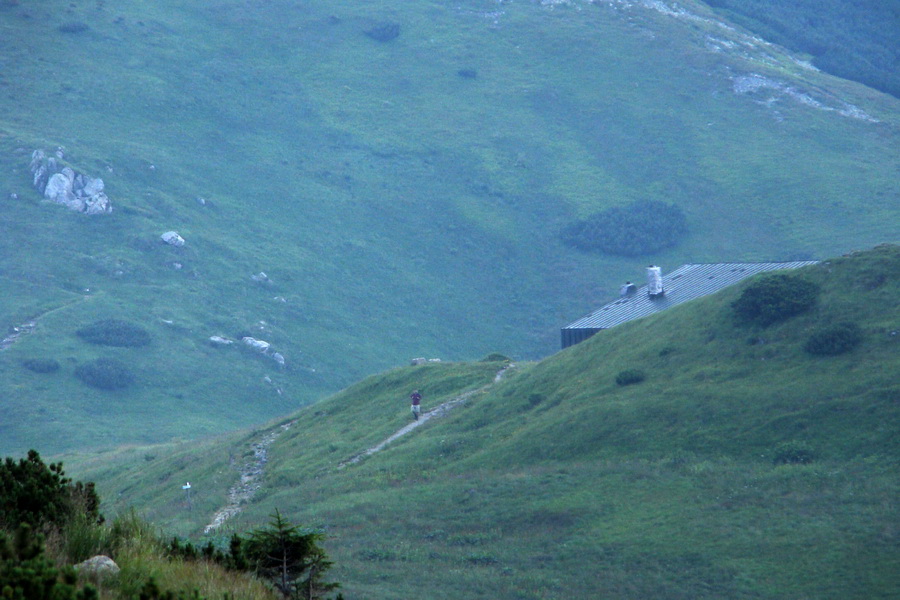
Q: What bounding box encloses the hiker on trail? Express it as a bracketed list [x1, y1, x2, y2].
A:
[410, 389, 422, 421]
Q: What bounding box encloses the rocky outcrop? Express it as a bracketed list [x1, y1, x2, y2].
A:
[29, 149, 112, 214]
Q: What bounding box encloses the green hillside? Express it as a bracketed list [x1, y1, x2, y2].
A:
[2, 0, 899, 454]
[69, 245, 900, 599]
[702, 0, 900, 97]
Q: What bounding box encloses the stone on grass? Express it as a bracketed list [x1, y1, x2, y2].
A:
[161, 231, 185, 247]
[242, 337, 271, 353]
[76, 555, 120, 577]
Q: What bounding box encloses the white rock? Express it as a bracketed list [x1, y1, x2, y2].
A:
[209, 335, 234, 346]
[84, 192, 112, 214]
[76, 555, 120, 576]
[251, 272, 269, 283]
[242, 337, 271, 353]
[272, 352, 285, 366]
[32, 164, 48, 192]
[83, 177, 104, 196]
[161, 231, 185, 247]
[29, 149, 46, 172]
[410, 357, 427, 366]
[44, 172, 72, 200]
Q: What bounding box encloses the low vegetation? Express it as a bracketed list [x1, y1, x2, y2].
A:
[561, 200, 688, 257]
[75, 320, 151, 348]
[21, 358, 61, 374]
[0, 451, 339, 600]
[615, 368, 646, 386]
[731, 273, 819, 326]
[74, 358, 135, 391]
[804, 321, 864, 356]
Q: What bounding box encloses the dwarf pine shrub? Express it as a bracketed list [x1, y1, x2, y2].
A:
[0, 450, 102, 530]
[773, 441, 816, 465]
[615, 369, 646, 386]
[76, 319, 151, 347]
[804, 322, 863, 356]
[21, 358, 61, 373]
[732, 274, 819, 326]
[561, 200, 688, 256]
[75, 358, 135, 390]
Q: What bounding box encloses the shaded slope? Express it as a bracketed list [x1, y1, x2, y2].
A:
[72, 245, 900, 599]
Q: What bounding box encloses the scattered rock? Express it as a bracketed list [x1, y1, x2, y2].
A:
[209, 336, 233, 346]
[411, 357, 427, 365]
[29, 149, 112, 214]
[250, 272, 269, 283]
[272, 352, 285, 367]
[242, 336, 271, 353]
[75, 555, 119, 576]
[160, 231, 185, 247]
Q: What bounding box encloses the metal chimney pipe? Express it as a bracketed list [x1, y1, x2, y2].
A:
[647, 265, 664, 298]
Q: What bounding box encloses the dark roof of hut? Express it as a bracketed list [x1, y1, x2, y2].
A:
[563, 261, 819, 332]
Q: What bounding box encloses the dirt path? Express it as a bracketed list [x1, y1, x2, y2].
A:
[0, 319, 37, 352]
[203, 364, 514, 530]
[338, 364, 514, 469]
[0, 296, 88, 352]
[203, 420, 296, 534]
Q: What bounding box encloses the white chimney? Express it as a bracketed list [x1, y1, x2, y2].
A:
[647, 265, 664, 298]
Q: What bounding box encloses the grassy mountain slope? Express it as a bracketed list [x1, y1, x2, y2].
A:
[70, 245, 900, 599]
[702, 0, 900, 97]
[2, 0, 899, 454]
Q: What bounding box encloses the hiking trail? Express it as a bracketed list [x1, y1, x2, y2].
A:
[203, 420, 296, 534]
[338, 364, 514, 469]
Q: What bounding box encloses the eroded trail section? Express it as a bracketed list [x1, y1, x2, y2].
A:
[339, 364, 514, 469]
[204, 420, 296, 534]
[0, 320, 37, 352]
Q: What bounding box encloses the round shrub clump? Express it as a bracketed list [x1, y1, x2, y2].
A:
[731, 274, 819, 326]
[21, 358, 61, 374]
[76, 319, 151, 347]
[561, 200, 688, 257]
[480, 353, 511, 363]
[75, 358, 135, 390]
[804, 322, 863, 356]
[772, 441, 816, 465]
[615, 369, 646, 386]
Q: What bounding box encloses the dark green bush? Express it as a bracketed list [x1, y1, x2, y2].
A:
[527, 393, 545, 407]
[772, 441, 816, 465]
[74, 358, 135, 390]
[731, 274, 819, 326]
[615, 369, 646, 386]
[0, 450, 102, 529]
[21, 358, 61, 374]
[480, 353, 511, 363]
[561, 200, 688, 256]
[804, 322, 863, 356]
[76, 319, 151, 347]
[0, 524, 98, 600]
